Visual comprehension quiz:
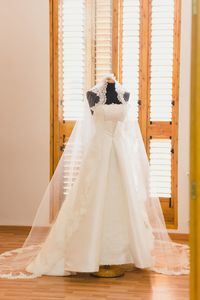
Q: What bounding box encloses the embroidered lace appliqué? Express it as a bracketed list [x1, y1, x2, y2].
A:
[90, 80, 127, 106]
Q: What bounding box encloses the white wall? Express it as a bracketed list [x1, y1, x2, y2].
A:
[0, 0, 192, 233]
[169, 0, 192, 234]
[0, 0, 50, 225]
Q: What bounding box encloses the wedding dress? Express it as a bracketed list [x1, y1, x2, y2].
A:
[0, 74, 189, 279]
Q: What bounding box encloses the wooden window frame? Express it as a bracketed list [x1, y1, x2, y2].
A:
[50, 0, 181, 228]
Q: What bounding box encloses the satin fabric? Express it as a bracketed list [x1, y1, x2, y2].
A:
[26, 103, 155, 276]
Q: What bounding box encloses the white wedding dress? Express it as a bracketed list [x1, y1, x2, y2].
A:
[25, 102, 155, 276]
[0, 75, 189, 279]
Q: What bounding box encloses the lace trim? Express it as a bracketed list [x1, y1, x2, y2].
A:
[63, 178, 93, 243]
[90, 78, 127, 106]
[0, 244, 44, 279]
[0, 272, 42, 279]
[149, 242, 190, 276]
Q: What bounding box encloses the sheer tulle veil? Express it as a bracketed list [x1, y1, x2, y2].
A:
[0, 74, 189, 279]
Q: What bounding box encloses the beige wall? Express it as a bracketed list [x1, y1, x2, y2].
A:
[0, 0, 50, 225]
[0, 0, 191, 233]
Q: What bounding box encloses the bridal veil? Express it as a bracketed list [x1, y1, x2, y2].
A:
[0, 74, 189, 279]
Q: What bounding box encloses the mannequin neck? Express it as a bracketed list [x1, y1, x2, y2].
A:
[105, 82, 121, 105]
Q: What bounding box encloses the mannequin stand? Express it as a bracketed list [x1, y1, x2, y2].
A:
[90, 265, 125, 278]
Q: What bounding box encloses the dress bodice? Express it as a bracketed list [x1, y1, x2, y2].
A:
[91, 103, 129, 136]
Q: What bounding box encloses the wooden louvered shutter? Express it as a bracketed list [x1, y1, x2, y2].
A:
[51, 0, 87, 178]
[118, 0, 181, 227]
[148, 0, 181, 227]
[51, 0, 114, 209]
[54, 0, 114, 164]
[50, 0, 87, 220]
[50, 0, 114, 217]
[59, 0, 113, 119]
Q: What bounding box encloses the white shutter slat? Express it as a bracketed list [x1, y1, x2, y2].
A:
[61, 0, 86, 121]
[150, 0, 175, 122]
[122, 0, 140, 120]
[95, 0, 112, 83]
[150, 139, 172, 198]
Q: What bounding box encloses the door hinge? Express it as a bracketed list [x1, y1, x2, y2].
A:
[60, 144, 65, 152]
[191, 180, 196, 200]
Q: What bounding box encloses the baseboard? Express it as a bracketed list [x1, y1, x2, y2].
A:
[0, 225, 31, 232]
[169, 233, 189, 241]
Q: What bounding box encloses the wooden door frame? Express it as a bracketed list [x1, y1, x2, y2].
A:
[190, 0, 200, 298]
[50, 0, 60, 179]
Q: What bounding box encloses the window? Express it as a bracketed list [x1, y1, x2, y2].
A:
[50, 0, 181, 228]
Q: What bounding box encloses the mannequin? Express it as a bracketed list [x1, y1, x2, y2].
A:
[86, 75, 130, 278]
[86, 77, 130, 112]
